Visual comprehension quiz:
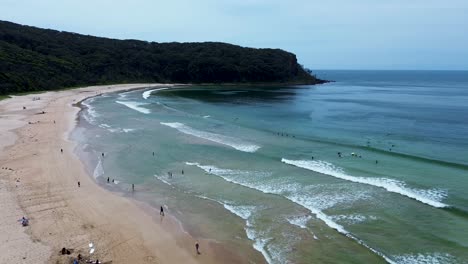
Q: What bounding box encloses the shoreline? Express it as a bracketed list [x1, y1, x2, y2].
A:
[0, 84, 251, 263]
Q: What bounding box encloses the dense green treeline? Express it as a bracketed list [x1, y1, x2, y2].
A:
[0, 20, 326, 95]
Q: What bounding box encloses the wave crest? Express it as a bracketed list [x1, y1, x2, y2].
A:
[142, 88, 168, 99]
[281, 159, 448, 208]
[161, 122, 260, 152]
[116, 101, 150, 114]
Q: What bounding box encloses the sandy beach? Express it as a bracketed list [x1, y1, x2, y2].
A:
[0, 84, 246, 264]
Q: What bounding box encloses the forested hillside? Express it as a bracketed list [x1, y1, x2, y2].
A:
[0, 20, 326, 95]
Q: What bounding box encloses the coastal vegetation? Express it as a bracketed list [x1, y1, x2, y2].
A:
[0, 20, 325, 95]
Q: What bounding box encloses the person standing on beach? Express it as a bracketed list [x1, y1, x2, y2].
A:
[107, 177, 109, 183]
[61, 148, 63, 153]
[160, 206, 164, 216]
[195, 242, 200, 255]
[102, 153, 104, 157]
[78, 181, 80, 187]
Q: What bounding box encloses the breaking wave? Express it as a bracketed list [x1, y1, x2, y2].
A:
[116, 101, 151, 114]
[281, 159, 448, 208]
[142, 88, 168, 99]
[161, 122, 260, 152]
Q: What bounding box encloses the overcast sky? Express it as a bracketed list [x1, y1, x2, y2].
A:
[1, 0, 467, 70]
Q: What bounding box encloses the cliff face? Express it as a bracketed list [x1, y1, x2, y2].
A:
[0, 20, 326, 95]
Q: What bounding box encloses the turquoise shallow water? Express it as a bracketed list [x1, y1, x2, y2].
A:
[73, 70, 468, 264]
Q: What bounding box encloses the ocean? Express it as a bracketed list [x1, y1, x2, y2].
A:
[72, 70, 468, 264]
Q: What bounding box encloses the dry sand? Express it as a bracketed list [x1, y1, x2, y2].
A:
[0, 84, 247, 264]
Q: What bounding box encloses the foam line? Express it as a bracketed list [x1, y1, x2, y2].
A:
[82, 98, 98, 124]
[193, 194, 272, 263]
[161, 122, 260, 152]
[116, 101, 150, 114]
[281, 159, 448, 208]
[93, 157, 104, 179]
[142, 88, 168, 99]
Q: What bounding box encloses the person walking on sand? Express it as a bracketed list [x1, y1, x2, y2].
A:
[107, 177, 109, 183]
[160, 206, 164, 216]
[78, 181, 80, 187]
[195, 242, 200, 255]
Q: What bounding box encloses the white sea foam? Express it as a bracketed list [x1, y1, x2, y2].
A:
[100, 123, 136, 133]
[197, 196, 272, 264]
[116, 101, 151, 114]
[161, 122, 260, 152]
[194, 194, 257, 221]
[111, 128, 136, 133]
[330, 214, 377, 225]
[203, 115, 211, 118]
[82, 98, 98, 124]
[281, 159, 448, 208]
[286, 214, 319, 240]
[142, 88, 168, 99]
[223, 204, 256, 220]
[286, 215, 312, 229]
[186, 162, 395, 263]
[246, 227, 273, 264]
[154, 175, 172, 186]
[93, 158, 104, 179]
[393, 252, 455, 264]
